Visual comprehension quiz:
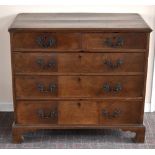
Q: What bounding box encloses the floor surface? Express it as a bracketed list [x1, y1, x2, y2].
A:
[0, 112, 155, 149]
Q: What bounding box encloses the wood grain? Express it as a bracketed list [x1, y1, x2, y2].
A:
[59, 101, 98, 125]
[13, 52, 145, 73]
[15, 75, 144, 99]
[83, 33, 147, 50]
[12, 32, 81, 51]
[16, 101, 58, 124]
[9, 13, 151, 31]
[99, 100, 143, 124]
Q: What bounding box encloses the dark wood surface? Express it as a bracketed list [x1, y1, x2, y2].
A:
[12, 32, 81, 51]
[83, 33, 147, 50]
[11, 32, 147, 51]
[16, 101, 58, 124]
[9, 13, 151, 31]
[59, 101, 98, 125]
[9, 13, 151, 143]
[99, 100, 143, 124]
[15, 100, 143, 125]
[15, 75, 144, 99]
[13, 52, 145, 73]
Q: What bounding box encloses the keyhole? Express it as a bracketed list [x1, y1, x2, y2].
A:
[78, 77, 81, 82]
[77, 102, 81, 107]
[78, 54, 82, 59]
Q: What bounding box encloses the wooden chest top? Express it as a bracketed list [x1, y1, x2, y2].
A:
[9, 13, 151, 31]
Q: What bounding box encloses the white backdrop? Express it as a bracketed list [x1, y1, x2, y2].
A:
[0, 5, 154, 111]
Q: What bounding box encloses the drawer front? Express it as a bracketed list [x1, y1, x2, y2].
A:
[13, 52, 145, 73]
[84, 33, 147, 50]
[15, 76, 58, 99]
[59, 76, 143, 98]
[16, 101, 58, 124]
[16, 100, 98, 125]
[59, 101, 98, 125]
[99, 100, 143, 124]
[16, 100, 143, 125]
[12, 32, 81, 51]
[15, 76, 143, 99]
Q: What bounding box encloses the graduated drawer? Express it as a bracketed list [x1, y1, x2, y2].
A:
[16, 100, 143, 125]
[15, 75, 144, 99]
[11, 32, 81, 51]
[83, 33, 147, 50]
[13, 52, 145, 73]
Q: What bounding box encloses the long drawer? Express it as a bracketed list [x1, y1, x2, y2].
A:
[13, 52, 145, 73]
[15, 75, 144, 99]
[83, 33, 147, 50]
[11, 32, 81, 51]
[11, 32, 147, 51]
[16, 100, 143, 125]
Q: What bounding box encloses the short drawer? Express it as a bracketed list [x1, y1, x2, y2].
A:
[83, 33, 147, 50]
[99, 100, 143, 124]
[15, 75, 144, 99]
[13, 52, 145, 73]
[16, 101, 58, 124]
[11, 32, 81, 51]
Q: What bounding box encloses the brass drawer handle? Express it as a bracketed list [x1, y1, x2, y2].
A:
[102, 108, 121, 119]
[104, 36, 124, 48]
[37, 83, 57, 93]
[36, 58, 56, 69]
[37, 109, 57, 119]
[36, 35, 56, 48]
[103, 83, 122, 93]
[104, 59, 123, 69]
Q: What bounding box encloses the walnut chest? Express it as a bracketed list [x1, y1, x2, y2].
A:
[9, 13, 152, 143]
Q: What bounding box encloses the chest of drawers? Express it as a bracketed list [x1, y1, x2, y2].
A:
[9, 13, 151, 143]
